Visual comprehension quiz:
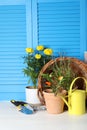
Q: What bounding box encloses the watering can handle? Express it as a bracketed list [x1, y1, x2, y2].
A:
[69, 77, 87, 94]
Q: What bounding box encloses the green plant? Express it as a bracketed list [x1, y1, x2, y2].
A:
[23, 45, 54, 88]
[41, 57, 77, 95]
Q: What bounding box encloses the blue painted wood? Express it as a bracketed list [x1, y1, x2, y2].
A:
[0, 0, 86, 101]
[0, 3, 27, 100]
[0, 92, 25, 101]
[26, 0, 32, 47]
[0, 0, 25, 5]
[86, 0, 87, 50]
[80, 0, 87, 59]
[32, 0, 38, 48]
[38, 0, 80, 2]
[37, 0, 81, 58]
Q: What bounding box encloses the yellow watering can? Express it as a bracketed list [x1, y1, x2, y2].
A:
[61, 77, 87, 115]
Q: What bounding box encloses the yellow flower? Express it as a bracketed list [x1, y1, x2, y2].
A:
[26, 48, 34, 53]
[35, 54, 41, 59]
[36, 45, 44, 51]
[44, 48, 53, 55]
[58, 76, 63, 81]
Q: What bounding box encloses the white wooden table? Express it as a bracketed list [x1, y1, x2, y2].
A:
[0, 101, 87, 130]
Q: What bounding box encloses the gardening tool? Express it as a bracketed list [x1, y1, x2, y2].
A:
[11, 100, 34, 114]
[10, 100, 46, 114]
[61, 77, 87, 115]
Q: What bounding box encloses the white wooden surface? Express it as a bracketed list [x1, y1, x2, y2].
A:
[0, 101, 87, 130]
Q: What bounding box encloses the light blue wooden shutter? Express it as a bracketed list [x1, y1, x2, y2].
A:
[0, 5, 27, 100]
[34, 0, 86, 59]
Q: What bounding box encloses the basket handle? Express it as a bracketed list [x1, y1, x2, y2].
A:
[69, 77, 87, 95]
[37, 88, 45, 105]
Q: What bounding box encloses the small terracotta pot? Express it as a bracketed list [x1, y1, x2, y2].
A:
[43, 89, 66, 114]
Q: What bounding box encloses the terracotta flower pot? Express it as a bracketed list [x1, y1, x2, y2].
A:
[43, 89, 66, 114]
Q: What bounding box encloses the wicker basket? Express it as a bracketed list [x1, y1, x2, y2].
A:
[38, 57, 87, 105]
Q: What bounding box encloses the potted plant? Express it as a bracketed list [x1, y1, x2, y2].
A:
[40, 57, 76, 113]
[23, 45, 54, 104]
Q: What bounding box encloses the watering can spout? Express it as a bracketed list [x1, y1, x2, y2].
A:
[61, 96, 71, 109]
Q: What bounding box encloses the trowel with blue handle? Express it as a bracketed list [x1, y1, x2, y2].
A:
[10, 100, 34, 114]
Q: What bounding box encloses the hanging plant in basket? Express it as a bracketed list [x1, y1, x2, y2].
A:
[38, 57, 77, 114]
[41, 57, 76, 94]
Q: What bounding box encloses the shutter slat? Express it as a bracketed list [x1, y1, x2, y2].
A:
[37, 1, 80, 58]
[0, 5, 26, 94]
